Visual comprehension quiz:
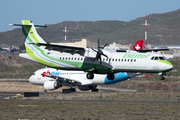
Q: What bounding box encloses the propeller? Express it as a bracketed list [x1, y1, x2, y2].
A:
[91, 38, 108, 66]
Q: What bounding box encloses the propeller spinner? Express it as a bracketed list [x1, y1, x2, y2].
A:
[91, 38, 108, 66]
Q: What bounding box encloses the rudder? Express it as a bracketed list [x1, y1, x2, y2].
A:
[20, 20, 46, 53]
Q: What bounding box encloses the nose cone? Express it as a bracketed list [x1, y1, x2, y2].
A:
[29, 75, 33, 83]
[165, 61, 173, 71]
[159, 60, 173, 72]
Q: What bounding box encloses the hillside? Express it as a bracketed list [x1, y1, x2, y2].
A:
[0, 52, 43, 78]
[1, 9, 180, 47]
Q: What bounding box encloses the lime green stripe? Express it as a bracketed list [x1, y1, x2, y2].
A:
[156, 60, 173, 66]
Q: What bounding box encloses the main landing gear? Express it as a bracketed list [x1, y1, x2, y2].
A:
[62, 82, 76, 93]
[91, 85, 99, 92]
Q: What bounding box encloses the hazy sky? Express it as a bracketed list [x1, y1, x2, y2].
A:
[1, 0, 180, 32]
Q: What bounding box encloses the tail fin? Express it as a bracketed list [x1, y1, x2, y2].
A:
[21, 20, 46, 44]
[132, 40, 144, 50]
[8, 20, 47, 53]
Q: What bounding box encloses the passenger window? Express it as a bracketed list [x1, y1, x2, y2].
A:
[74, 58, 76, 60]
[121, 59, 123, 62]
[71, 58, 73, 60]
[60, 57, 61, 60]
[131, 59, 133, 62]
[127, 59, 129, 62]
[134, 59, 136, 62]
[112, 59, 114, 61]
[81, 58, 83, 61]
[119, 59, 120, 61]
[125, 59, 126, 62]
[109, 59, 111, 62]
[115, 59, 117, 61]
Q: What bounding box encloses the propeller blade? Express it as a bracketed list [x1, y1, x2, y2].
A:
[99, 56, 102, 66]
[91, 47, 98, 52]
[102, 53, 108, 59]
[98, 38, 100, 49]
[103, 43, 108, 49]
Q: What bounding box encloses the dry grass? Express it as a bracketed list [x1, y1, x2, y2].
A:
[1, 101, 180, 120]
[2, 91, 180, 119]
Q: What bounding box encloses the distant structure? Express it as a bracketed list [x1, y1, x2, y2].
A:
[76, 14, 79, 30]
[105, 42, 129, 50]
[62, 21, 69, 43]
[51, 39, 97, 48]
[142, 13, 150, 47]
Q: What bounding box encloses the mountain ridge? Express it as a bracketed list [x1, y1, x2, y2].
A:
[1, 9, 180, 47]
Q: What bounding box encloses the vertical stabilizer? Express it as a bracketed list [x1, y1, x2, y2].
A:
[132, 40, 144, 50]
[20, 20, 47, 53]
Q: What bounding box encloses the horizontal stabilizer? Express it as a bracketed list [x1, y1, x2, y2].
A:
[7, 24, 47, 28]
[136, 49, 169, 53]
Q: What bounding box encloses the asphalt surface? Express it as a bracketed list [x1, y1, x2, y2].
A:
[1, 92, 180, 103]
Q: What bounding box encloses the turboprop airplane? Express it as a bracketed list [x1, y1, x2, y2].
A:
[8, 20, 173, 80]
[29, 67, 140, 93]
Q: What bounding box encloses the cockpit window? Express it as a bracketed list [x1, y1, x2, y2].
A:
[159, 57, 165, 60]
[33, 73, 35, 75]
[151, 56, 166, 60]
[151, 57, 154, 60]
[154, 57, 159, 60]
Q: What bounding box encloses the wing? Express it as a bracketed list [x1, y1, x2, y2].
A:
[44, 73, 92, 85]
[31, 43, 86, 55]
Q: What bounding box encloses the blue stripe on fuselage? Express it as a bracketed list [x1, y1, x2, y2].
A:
[104, 72, 130, 84]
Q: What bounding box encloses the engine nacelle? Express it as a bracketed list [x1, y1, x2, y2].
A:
[78, 85, 93, 91]
[44, 80, 62, 90]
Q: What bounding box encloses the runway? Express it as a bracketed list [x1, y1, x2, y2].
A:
[1, 92, 180, 104]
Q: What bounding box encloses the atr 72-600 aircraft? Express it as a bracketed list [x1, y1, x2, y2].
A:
[29, 67, 140, 93]
[8, 20, 173, 80]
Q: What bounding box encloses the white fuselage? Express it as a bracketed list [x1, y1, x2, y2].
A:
[21, 49, 173, 74]
[29, 68, 140, 86]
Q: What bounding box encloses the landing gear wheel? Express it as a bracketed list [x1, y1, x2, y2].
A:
[62, 89, 71, 93]
[87, 72, 94, 79]
[92, 88, 99, 92]
[91, 85, 98, 92]
[70, 88, 76, 92]
[160, 75, 165, 80]
[43, 89, 47, 92]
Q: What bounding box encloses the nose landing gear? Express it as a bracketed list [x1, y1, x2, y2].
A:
[160, 72, 166, 80]
[160, 75, 165, 80]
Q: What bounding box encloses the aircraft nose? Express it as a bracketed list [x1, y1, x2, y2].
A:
[29, 76, 33, 83]
[164, 61, 173, 71]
